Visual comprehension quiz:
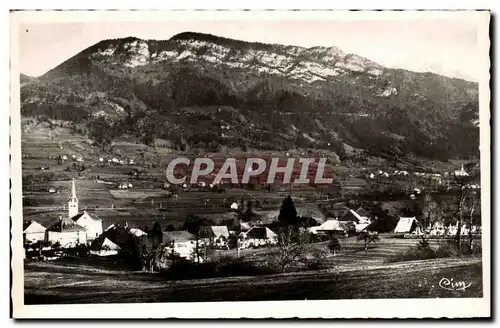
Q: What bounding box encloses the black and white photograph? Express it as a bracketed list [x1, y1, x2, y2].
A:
[10, 10, 491, 319]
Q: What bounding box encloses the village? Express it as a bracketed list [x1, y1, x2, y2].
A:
[23, 159, 482, 271]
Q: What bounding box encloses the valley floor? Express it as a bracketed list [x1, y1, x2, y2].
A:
[24, 255, 482, 304]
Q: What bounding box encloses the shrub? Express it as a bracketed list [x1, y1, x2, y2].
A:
[301, 247, 328, 271]
[327, 237, 341, 255]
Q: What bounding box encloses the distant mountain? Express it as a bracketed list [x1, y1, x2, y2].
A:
[20, 32, 479, 160]
[20, 73, 34, 86]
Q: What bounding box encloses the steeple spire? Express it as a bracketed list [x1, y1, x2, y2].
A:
[71, 178, 77, 199]
[68, 178, 79, 218]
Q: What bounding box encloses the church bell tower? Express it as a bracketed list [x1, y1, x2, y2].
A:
[68, 179, 79, 218]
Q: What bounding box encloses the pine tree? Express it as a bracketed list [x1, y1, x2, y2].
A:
[278, 196, 298, 227]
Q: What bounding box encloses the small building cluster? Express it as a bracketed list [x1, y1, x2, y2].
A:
[23, 179, 103, 249]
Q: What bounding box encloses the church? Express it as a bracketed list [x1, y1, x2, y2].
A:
[46, 179, 103, 247]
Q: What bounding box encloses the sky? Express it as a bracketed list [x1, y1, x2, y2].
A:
[17, 12, 484, 81]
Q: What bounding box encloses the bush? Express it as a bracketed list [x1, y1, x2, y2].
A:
[301, 247, 328, 271]
[327, 237, 341, 255]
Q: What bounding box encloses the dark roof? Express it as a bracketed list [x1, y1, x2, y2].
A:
[70, 213, 85, 221]
[47, 217, 87, 233]
[364, 217, 400, 233]
[71, 211, 102, 222]
[163, 231, 197, 244]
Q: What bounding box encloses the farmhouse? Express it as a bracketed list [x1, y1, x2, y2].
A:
[199, 226, 230, 248]
[309, 219, 345, 235]
[239, 227, 277, 248]
[46, 217, 87, 248]
[393, 217, 420, 234]
[90, 237, 121, 257]
[23, 220, 46, 243]
[163, 231, 198, 260]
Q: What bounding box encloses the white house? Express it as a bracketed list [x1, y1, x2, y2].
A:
[199, 226, 230, 248]
[71, 211, 103, 241]
[230, 202, 239, 210]
[162, 231, 198, 260]
[239, 227, 277, 249]
[23, 220, 46, 243]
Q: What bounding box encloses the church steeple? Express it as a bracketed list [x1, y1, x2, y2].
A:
[68, 179, 79, 218]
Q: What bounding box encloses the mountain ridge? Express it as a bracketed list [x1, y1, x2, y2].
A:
[20, 32, 479, 161]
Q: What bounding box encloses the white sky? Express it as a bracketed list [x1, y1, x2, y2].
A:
[18, 12, 484, 81]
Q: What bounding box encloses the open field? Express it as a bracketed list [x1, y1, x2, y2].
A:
[24, 255, 482, 304]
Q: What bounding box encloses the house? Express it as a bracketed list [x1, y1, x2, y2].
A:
[162, 231, 198, 260]
[393, 217, 419, 233]
[454, 164, 469, 177]
[46, 217, 87, 248]
[71, 211, 103, 241]
[309, 219, 345, 235]
[129, 228, 147, 237]
[90, 237, 121, 257]
[239, 227, 277, 249]
[230, 202, 239, 210]
[23, 220, 46, 243]
[118, 182, 129, 189]
[363, 217, 400, 233]
[339, 209, 370, 225]
[199, 226, 230, 248]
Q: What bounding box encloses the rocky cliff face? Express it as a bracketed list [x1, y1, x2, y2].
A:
[20, 32, 479, 160]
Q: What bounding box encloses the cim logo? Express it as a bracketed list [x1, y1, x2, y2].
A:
[164, 155, 335, 185]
